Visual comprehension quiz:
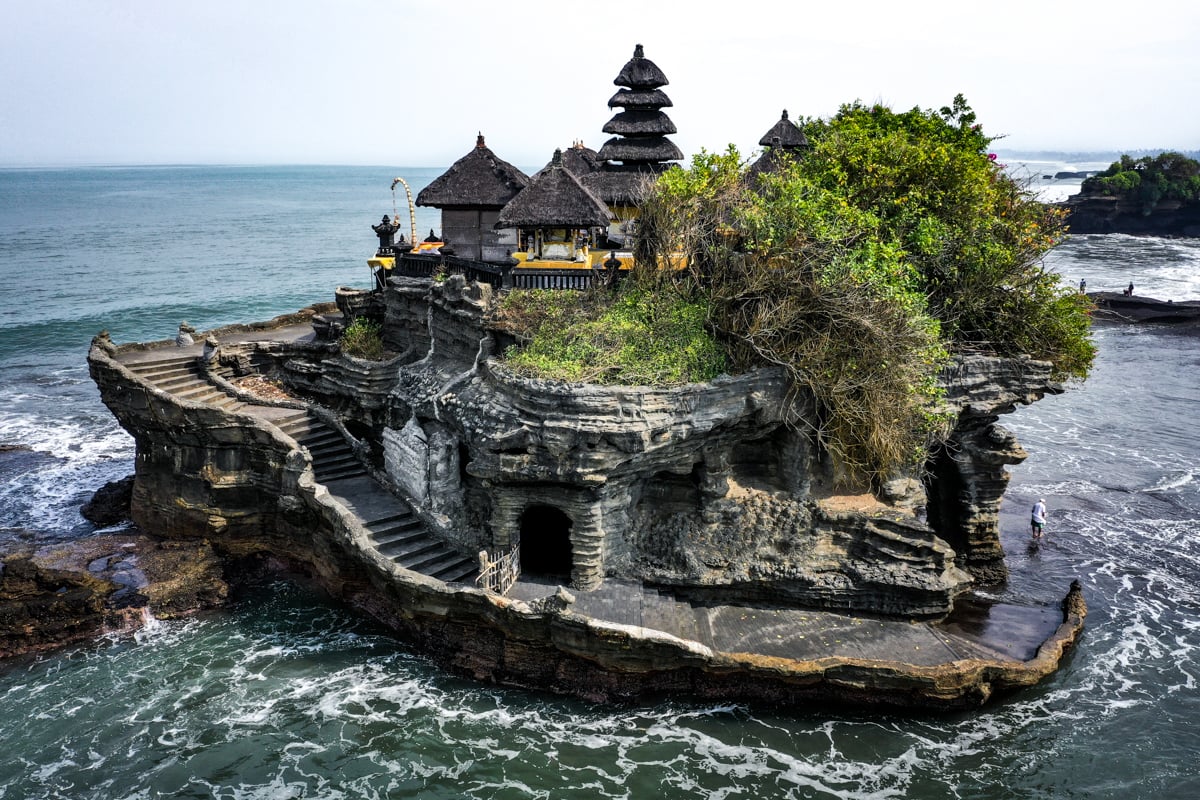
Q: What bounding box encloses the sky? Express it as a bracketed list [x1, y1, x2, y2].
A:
[2, 0, 1198, 168]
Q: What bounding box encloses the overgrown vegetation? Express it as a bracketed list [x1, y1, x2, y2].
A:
[339, 318, 385, 360]
[497, 96, 1095, 486]
[1082, 151, 1200, 213]
[491, 286, 725, 385]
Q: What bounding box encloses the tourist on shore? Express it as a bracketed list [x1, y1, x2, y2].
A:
[1079, 278, 1086, 294]
[1031, 498, 1047, 539]
[1124, 282, 1135, 296]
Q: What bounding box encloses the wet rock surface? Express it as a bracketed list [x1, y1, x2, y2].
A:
[80, 475, 135, 527]
[0, 533, 229, 659]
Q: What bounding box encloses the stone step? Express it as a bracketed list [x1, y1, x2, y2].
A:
[314, 452, 360, 472]
[379, 534, 441, 562]
[371, 523, 426, 547]
[305, 436, 351, 455]
[291, 426, 339, 444]
[288, 427, 340, 444]
[409, 549, 469, 577]
[314, 464, 368, 482]
[432, 559, 477, 584]
[364, 515, 417, 534]
[397, 544, 459, 573]
[173, 381, 219, 398]
[179, 389, 231, 405]
[127, 355, 196, 373]
[276, 416, 320, 434]
[312, 444, 356, 460]
[154, 373, 208, 391]
[362, 511, 413, 529]
[316, 460, 368, 476]
[135, 364, 201, 382]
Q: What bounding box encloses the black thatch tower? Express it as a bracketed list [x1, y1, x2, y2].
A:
[596, 44, 682, 166]
[747, 110, 810, 181]
[497, 149, 613, 262]
[584, 44, 683, 245]
[416, 134, 530, 262]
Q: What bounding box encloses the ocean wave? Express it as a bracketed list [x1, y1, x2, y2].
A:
[1143, 469, 1197, 493]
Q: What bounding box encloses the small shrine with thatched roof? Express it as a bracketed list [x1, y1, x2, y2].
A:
[747, 109, 810, 181]
[496, 149, 613, 263]
[415, 134, 529, 262]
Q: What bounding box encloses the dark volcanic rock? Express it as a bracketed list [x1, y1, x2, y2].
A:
[1089, 292, 1200, 324]
[80, 475, 135, 527]
[1062, 194, 1200, 237]
[0, 534, 229, 659]
[83, 285, 1082, 709]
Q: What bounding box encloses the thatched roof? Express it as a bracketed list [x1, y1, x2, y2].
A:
[602, 110, 677, 136]
[597, 136, 683, 164]
[746, 145, 803, 182]
[415, 134, 529, 208]
[495, 150, 613, 229]
[608, 88, 673, 110]
[537, 142, 602, 177]
[758, 110, 809, 149]
[613, 44, 669, 89]
[581, 164, 668, 206]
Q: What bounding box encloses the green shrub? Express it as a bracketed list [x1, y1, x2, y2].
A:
[340, 318, 385, 360]
[492, 286, 726, 386]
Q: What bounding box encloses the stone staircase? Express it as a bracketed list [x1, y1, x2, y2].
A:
[124, 353, 252, 413]
[120, 351, 477, 585]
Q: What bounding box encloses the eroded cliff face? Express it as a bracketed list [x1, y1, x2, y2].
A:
[1063, 194, 1200, 237]
[362, 277, 1060, 615]
[88, 277, 1062, 618]
[926, 355, 1062, 581]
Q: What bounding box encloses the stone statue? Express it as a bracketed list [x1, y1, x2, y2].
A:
[175, 321, 196, 347]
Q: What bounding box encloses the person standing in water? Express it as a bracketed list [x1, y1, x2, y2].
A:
[1031, 498, 1047, 539]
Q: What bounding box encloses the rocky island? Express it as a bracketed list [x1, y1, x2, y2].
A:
[9, 47, 1095, 710]
[1063, 151, 1200, 236]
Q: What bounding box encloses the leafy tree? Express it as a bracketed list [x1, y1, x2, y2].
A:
[633, 96, 1094, 486]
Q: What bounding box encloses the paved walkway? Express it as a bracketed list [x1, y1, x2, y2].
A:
[509, 578, 1060, 665]
[114, 324, 1063, 668]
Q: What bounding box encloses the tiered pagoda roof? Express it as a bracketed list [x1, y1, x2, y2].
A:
[495, 150, 613, 229]
[416, 134, 529, 209]
[585, 44, 682, 206]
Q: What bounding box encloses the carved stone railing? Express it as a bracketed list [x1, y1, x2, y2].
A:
[476, 545, 520, 595]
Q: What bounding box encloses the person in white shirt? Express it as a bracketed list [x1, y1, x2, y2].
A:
[1031, 499, 1047, 539]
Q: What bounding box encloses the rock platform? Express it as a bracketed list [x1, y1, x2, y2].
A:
[75, 296, 1086, 710]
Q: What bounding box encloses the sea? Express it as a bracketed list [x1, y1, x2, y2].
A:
[0, 163, 1198, 799]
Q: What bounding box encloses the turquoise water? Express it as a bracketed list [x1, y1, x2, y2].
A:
[2, 167, 1200, 798]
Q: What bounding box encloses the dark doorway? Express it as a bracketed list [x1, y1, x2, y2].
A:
[519, 504, 573, 579]
[923, 442, 967, 554]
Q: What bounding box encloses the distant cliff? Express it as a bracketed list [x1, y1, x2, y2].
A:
[1063, 194, 1200, 236]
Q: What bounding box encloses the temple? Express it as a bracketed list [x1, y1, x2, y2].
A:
[372, 44, 692, 288]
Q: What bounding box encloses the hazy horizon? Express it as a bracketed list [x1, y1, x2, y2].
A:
[4, 1, 1197, 169]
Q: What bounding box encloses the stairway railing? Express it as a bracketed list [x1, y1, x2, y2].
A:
[476, 545, 520, 595]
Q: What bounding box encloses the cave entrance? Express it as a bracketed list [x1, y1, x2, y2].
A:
[518, 504, 573, 579]
[923, 442, 968, 554]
